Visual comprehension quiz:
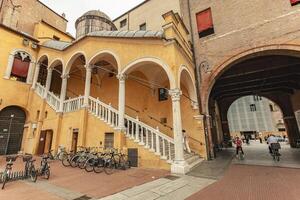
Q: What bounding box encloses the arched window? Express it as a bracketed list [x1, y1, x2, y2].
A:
[10, 51, 31, 82]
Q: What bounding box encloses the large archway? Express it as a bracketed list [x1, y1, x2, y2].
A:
[0, 106, 26, 155]
[207, 52, 300, 158]
[121, 59, 174, 137]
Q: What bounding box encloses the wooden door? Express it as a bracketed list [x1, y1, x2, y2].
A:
[37, 131, 47, 155]
[71, 132, 78, 152]
[43, 130, 53, 154]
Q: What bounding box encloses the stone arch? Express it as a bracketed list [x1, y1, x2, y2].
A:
[36, 55, 49, 86]
[121, 57, 176, 89]
[64, 51, 87, 75]
[49, 58, 64, 70]
[88, 50, 120, 71]
[204, 44, 300, 113]
[178, 65, 198, 108]
[4, 48, 36, 84]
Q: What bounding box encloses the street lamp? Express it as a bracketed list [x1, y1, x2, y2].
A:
[5, 114, 14, 155]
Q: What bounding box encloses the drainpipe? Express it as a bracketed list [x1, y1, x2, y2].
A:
[187, 0, 211, 160]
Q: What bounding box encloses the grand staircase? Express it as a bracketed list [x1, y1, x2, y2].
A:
[35, 83, 202, 171]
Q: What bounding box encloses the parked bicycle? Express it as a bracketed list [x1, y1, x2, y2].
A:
[38, 154, 51, 179]
[61, 147, 131, 175]
[23, 155, 37, 183]
[1, 155, 17, 190]
[47, 146, 67, 161]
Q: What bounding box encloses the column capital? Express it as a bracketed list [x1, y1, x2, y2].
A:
[117, 74, 128, 82]
[47, 68, 53, 73]
[169, 88, 182, 102]
[61, 74, 70, 79]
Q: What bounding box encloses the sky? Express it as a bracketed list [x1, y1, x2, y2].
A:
[39, 0, 145, 36]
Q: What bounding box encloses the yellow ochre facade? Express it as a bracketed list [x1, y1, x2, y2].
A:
[0, 8, 205, 173]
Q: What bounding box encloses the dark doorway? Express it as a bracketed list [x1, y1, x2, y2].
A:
[128, 148, 138, 167]
[0, 106, 26, 155]
[37, 130, 53, 155]
[104, 132, 114, 149]
[71, 130, 79, 152]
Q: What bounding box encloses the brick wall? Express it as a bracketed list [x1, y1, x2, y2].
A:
[180, 0, 300, 111]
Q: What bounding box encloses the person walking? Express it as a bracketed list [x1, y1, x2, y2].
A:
[235, 137, 244, 157]
[182, 130, 191, 153]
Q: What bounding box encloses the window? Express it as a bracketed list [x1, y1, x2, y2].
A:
[253, 95, 262, 101]
[250, 104, 256, 112]
[139, 23, 146, 31]
[120, 19, 127, 28]
[196, 8, 214, 38]
[269, 104, 274, 112]
[158, 88, 168, 101]
[53, 35, 60, 41]
[290, 0, 300, 6]
[10, 52, 31, 83]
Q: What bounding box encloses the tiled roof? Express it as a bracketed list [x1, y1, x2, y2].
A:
[42, 40, 72, 50]
[41, 30, 164, 50]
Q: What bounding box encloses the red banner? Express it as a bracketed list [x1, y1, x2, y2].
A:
[11, 58, 30, 78]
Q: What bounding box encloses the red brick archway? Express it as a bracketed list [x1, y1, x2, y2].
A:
[203, 45, 300, 157]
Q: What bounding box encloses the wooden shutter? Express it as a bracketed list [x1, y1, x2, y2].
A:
[196, 9, 213, 32]
[291, 0, 300, 5]
[11, 58, 30, 78]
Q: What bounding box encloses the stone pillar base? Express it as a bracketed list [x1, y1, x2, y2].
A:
[171, 161, 190, 174]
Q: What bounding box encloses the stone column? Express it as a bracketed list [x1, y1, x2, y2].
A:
[31, 63, 40, 89]
[83, 66, 92, 107]
[117, 74, 127, 131]
[58, 74, 69, 113]
[169, 88, 188, 174]
[43, 68, 53, 99]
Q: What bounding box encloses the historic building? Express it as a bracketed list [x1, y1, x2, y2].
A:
[0, 0, 204, 174]
[227, 95, 286, 138]
[181, 0, 300, 157]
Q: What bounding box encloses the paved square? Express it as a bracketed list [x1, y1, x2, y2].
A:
[0, 156, 169, 200]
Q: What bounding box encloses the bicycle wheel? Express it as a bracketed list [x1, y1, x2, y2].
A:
[62, 157, 70, 167]
[70, 156, 79, 168]
[85, 158, 94, 172]
[29, 166, 37, 182]
[78, 157, 88, 169]
[1, 173, 7, 190]
[104, 159, 115, 175]
[44, 168, 50, 180]
[93, 159, 104, 173]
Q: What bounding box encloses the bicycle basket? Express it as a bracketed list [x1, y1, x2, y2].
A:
[6, 155, 17, 162]
[271, 143, 281, 150]
[23, 155, 33, 162]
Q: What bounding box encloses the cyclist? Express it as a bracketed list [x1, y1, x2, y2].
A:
[267, 134, 279, 153]
[235, 137, 244, 157]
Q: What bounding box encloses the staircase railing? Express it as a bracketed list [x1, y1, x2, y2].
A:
[63, 96, 84, 113]
[35, 83, 45, 98]
[88, 96, 119, 127]
[33, 88, 176, 162]
[124, 115, 175, 162]
[46, 91, 60, 111]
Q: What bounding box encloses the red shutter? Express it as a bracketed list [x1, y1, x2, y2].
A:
[11, 58, 30, 78]
[291, 0, 300, 5]
[196, 8, 213, 33]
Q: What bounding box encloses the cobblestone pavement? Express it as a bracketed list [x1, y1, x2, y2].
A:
[0, 156, 169, 200]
